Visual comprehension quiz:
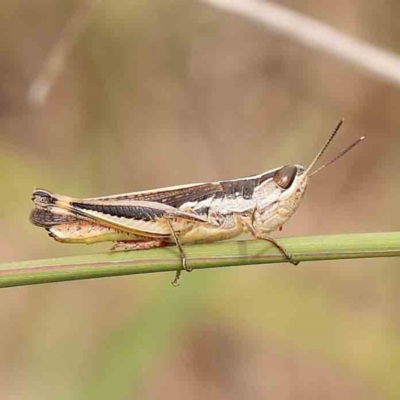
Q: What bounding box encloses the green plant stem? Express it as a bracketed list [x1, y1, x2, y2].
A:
[1, 232, 400, 288]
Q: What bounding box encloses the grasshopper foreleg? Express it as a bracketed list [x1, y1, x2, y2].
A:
[253, 232, 299, 266]
[241, 214, 299, 266]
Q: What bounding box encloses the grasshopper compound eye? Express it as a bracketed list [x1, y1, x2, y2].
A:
[273, 165, 297, 189]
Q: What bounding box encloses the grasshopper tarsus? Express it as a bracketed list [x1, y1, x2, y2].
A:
[183, 258, 193, 272]
[274, 242, 299, 266]
[274, 244, 299, 265]
[172, 269, 182, 286]
[289, 259, 300, 266]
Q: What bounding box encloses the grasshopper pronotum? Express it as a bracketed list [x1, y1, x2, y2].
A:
[31, 121, 364, 285]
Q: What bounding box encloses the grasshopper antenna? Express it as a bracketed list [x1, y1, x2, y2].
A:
[305, 119, 365, 177]
[305, 119, 344, 176]
[309, 135, 365, 177]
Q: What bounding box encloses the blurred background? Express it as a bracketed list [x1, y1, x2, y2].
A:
[1, 0, 400, 399]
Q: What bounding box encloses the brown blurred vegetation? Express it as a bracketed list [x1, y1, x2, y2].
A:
[0, 1, 400, 399]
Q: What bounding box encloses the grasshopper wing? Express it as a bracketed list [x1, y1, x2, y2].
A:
[35, 189, 208, 238]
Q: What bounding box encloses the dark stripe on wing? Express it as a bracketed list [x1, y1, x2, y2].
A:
[71, 202, 166, 221]
[96, 183, 224, 208]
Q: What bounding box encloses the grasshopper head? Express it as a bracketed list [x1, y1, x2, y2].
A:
[271, 120, 365, 211]
[252, 164, 308, 233]
[253, 122, 364, 234]
[272, 165, 308, 209]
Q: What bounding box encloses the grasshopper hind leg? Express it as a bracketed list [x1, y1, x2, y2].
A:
[111, 239, 167, 252]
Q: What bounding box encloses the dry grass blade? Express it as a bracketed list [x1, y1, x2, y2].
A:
[0, 232, 399, 288]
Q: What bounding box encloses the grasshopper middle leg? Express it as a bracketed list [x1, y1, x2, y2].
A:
[165, 219, 191, 286]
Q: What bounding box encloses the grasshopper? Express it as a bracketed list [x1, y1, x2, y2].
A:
[31, 120, 364, 285]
